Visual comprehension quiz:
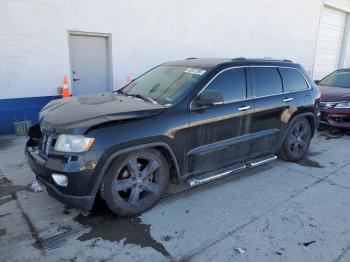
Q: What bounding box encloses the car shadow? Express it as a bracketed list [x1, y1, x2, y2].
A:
[318, 124, 350, 140]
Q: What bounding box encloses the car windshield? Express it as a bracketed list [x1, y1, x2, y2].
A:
[318, 70, 350, 88]
[120, 65, 207, 105]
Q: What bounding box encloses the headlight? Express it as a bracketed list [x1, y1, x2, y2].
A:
[321, 102, 336, 109]
[54, 134, 95, 153]
[334, 102, 350, 109]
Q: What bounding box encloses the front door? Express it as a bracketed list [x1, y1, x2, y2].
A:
[69, 33, 111, 95]
[187, 68, 254, 175]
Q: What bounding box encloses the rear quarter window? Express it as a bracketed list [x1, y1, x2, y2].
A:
[251, 67, 283, 97]
[279, 68, 309, 92]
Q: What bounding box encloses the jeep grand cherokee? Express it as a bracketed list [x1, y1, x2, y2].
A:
[26, 58, 320, 216]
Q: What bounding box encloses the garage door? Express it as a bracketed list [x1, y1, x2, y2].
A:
[313, 7, 347, 80]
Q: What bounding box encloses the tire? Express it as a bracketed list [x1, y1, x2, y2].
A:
[278, 117, 312, 162]
[101, 149, 169, 217]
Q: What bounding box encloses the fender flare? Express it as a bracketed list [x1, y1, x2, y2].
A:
[87, 142, 181, 210]
[281, 112, 317, 144]
[290, 112, 317, 132]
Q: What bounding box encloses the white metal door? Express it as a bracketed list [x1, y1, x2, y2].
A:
[69, 34, 111, 95]
[313, 7, 347, 80]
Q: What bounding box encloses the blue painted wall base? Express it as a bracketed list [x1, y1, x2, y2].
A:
[0, 96, 61, 135]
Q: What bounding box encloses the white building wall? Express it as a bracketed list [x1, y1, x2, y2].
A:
[0, 0, 324, 99]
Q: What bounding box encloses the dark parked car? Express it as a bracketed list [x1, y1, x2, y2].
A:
[316, 69, 350, 129]
[26, 58, 320, 216]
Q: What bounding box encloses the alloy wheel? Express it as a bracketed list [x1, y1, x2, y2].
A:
[113, 156, 161, 206]
[289, 121, 310, 158]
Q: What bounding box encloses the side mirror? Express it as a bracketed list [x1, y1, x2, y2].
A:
[314, 80, 320, 84]
[194, 90, 224, 108]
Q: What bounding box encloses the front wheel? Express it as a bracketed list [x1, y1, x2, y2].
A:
[278, 118, 312, 162]
[101, 149, 169, 217]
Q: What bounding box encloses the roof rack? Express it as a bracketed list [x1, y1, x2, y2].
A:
[185, 57, 197, 60]
[231, 57, 293, 63]
[262, 57, 293, 62]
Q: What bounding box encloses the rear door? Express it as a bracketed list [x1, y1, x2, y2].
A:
[187, 67, 254, 175]
[279, 66, 312, 122]
[249, 67, 288, 158]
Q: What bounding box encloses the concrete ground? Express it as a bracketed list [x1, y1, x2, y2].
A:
[0, 128, 350, 262]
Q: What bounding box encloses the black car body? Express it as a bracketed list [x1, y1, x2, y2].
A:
[26, 58, 320, 216]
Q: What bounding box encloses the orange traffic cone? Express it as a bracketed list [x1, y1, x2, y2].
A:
[126, 75, 132, 84]
[62, 75, 71, 98]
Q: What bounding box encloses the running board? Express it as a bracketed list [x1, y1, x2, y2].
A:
[186, 155, 277, 187]
[250, 155, 277, 167]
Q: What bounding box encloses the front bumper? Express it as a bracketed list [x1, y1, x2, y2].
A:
[320, 108, 350, 129]
[25, 144, 99, 211]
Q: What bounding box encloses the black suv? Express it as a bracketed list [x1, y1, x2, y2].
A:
[26, 58, 320, 216]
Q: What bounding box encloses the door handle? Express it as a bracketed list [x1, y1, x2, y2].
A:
[283, 98, 293, 102]
[212, 101, 224, 105]
[238, 105, 251, 111]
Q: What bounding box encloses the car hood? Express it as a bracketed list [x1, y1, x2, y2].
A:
[39, 93, 166, 134]
[319, 85, 350, 102]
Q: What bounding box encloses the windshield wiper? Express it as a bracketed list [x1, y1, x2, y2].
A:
[115, 89, 125, 95]
[118, 91, 159, 104]
[131, 94, 159, 104]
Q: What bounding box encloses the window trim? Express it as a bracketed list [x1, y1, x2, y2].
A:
[249, 67, 284, 98]
[190, 65, 311, 109]
[202, 67, 248, 104]
[278, 67, 310, 93]
[190, 67, 251, 109]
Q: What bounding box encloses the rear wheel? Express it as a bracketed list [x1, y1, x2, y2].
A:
[278, 118, 312, 162]
[101, 149, 169, 217]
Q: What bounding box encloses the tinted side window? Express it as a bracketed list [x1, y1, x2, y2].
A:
[206, 68, 246, 102]
[251, 67, 283, 97]
[279, 68, 309, 92]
